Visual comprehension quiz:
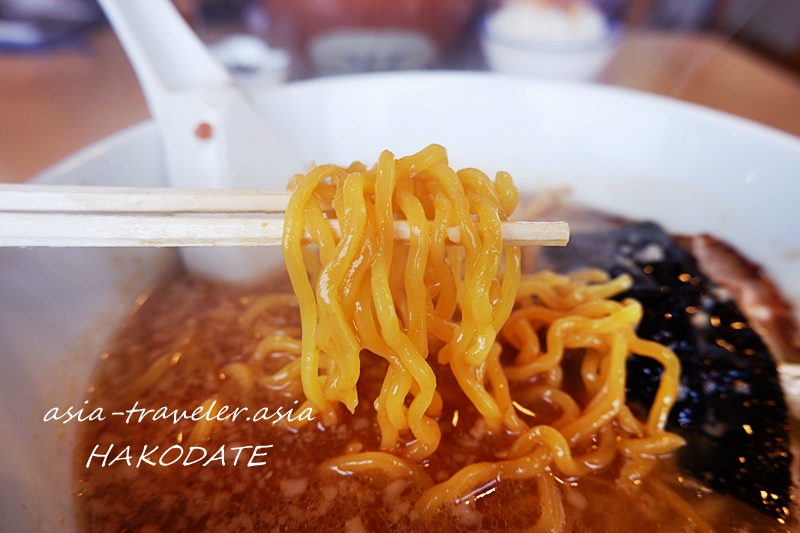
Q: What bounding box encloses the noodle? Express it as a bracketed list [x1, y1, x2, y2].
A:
[533, 475, 566, 533]
[319, 452, 432, 485]
[281, 144, 521, 458]
[279, 145, 685, 528]
[186, 397, 223, 446]
[114, 145, 692, 530]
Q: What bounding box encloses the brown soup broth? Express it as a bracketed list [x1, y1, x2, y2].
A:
[74, 274, 790, 532]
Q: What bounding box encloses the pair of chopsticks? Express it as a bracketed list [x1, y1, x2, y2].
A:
[0, 184, 570, 248]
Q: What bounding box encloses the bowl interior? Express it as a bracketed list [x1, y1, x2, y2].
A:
[2, 73, 799, 531]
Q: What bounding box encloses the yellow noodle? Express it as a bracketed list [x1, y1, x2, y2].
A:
[282, 166, 338, 425]
[157, 145, 693, 525]
[417, 462, 502, 513]
[252, 335, 302, 362]
[414, 267, 683, 516]
[648, 478, 716, 533]
[240, 294, 298, 327]
[485, 342, 527, 433]
[629, 336, 682, 434]
[616, 455, 657, 494]
[257, 359, 302, 390]
[397, 188, 430, 356]
[276, 146, 524, 461]
[577, 424, 618, 470]
[514, 385, 582, 428]
[617, 404, 646, 435]
[219, 362, 255, 396]
[185, 397, 222, 447]
[531, 475, 566, 533]
[320, 452, 432, 486]
[128, 339, 187, 397]
[619, 433, 687, 458]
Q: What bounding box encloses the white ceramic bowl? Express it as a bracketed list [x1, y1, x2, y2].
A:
[2, 72, 799, 531]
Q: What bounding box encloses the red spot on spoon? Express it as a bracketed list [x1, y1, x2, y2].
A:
[195, 122, 213, 140]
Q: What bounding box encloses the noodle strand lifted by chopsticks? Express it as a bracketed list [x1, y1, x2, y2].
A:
[281, 144, 521, 459]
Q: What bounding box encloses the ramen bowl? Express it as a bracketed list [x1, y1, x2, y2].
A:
[1, 72, 799, 531]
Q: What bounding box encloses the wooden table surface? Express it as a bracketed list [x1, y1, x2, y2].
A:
[1, 28, 800, 184]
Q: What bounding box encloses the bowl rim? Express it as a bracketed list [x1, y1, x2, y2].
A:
[34, 71, 800, 188]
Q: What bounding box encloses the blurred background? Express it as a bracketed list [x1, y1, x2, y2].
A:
[1, 0, 798, 73]
[1, 0, 799, 182]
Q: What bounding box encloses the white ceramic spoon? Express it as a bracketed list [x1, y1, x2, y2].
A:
[97, 0, 300, 280]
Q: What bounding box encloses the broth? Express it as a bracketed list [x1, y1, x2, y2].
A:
[75, 274, 790, 532]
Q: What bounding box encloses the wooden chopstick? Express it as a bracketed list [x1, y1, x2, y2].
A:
[0, 214, 568, 247]
[0, 184, 570, 248]
[0, 184, 293, 213]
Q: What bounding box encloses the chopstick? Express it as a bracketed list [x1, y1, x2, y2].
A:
[0, 184, 293, 214]
[0, 184, 570, 248]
